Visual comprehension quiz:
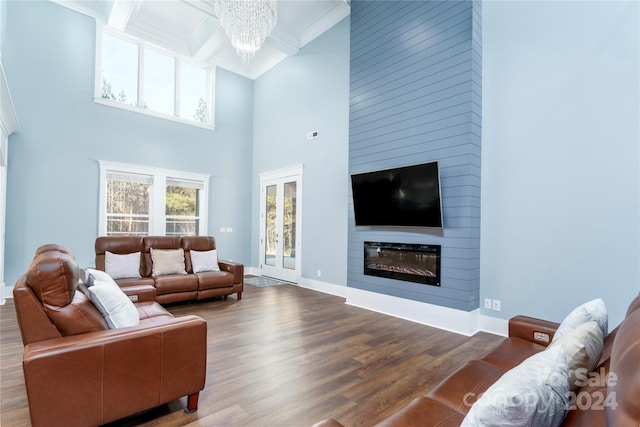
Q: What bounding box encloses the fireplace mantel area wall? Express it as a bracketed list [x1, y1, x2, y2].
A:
[347, 1, 482, 332]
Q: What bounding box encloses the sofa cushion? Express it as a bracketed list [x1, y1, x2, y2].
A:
[154, 274, 199, 295]
[190, 249, 220, 273]
[547, 320, 604, 392]
[135, 301, 173, 321]
[481, 337, 546, 371]
[461, 345, 569, 427]
[375, 396, 465, 427]
[150, 248, 187, 276]
[553, 298, 608, 343]
[196, 271, 235, 290]
[427, 360, 506, 414]
[86, 268, 140, 329]
[105, 251, 142, 279]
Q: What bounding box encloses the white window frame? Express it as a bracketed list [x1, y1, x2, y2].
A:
[94, 26, 216, 130]
[98, 160, 210, 236]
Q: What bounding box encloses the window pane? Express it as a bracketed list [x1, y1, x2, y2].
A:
[144, 49, 175, 115]
[265, 184, 277, 266]
[106, 175, 151, 236]
[179, 61, 208, 123]
[102, 33, 138, 105]
[283, 181, 296, 270]
[166, 182, 200, 236]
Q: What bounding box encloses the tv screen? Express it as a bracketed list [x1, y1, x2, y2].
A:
[351, 161, 443, 228]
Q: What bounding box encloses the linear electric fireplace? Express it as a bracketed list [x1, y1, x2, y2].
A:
[364, 241, 441, 286]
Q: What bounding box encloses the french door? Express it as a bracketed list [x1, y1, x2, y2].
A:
[259, 165, 302, 283]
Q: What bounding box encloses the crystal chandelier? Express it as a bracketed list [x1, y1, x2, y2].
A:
[215, 0, 278, 63]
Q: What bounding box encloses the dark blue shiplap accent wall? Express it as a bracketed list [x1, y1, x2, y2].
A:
[348, 0, 482, 311]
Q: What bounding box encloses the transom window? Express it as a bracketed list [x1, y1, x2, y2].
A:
[96, 29, 215, 128]
[99, 161, 209, 237]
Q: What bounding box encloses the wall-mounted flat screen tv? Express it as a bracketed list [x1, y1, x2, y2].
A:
[351, 161, 443, 228]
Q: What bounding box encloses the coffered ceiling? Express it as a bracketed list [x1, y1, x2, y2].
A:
[52, 0, 351, 79]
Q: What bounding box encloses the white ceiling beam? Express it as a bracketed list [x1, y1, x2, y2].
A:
[189, 19, 226, 63]
[108, 0, 138, 31]
[299, 0, 350, 46]
[266, 28, 300, 57]
[179, 0, 217, 18]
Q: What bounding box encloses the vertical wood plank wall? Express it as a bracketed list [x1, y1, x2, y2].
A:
[347, 0, 482, 311]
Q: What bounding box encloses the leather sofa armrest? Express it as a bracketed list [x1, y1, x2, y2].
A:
[509, 315, 560, 346]
[22, 315, 206, 427]
[218, 260, 244, 284]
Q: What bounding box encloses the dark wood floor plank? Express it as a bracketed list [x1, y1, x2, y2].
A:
[1, 283, 503, 426]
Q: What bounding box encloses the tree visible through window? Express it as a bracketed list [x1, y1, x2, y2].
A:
[98, 30, 212, 126]
[166, 178, 202, 236]
[106, 172, 151, 236]
[100, 162, 209, 237]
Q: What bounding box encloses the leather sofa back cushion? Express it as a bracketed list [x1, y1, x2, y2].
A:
[25, 249, 109, 336]
[26, 251, 79, 308]
[607, 303, 640, 426]
[47, 291, 109, 335]
[95, 236, 145, 274]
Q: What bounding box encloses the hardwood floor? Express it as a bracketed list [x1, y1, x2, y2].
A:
[1, 283, 503, 427]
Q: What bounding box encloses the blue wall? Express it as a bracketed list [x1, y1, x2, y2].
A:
[481, 0, 640, 328]
[348, 1, 482, 311]
[252, 18, 350, 286]
[3, 1, 253, 285]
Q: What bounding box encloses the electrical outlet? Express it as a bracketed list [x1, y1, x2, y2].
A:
[492, 299, 501, 312]
[317, 269, 321, 278]
[484, 298, 492, 309]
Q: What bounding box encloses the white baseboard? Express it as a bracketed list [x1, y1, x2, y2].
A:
[1, 282, 7, 305]
[296, 277, 347, 298]
[245, 266, 261, 276]
[479, 313, 509, 337]
[247, 268, 509, 337]
[345, 287, 509, 337]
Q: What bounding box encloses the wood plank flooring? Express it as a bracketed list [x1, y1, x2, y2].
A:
[1, 283, 503, 427]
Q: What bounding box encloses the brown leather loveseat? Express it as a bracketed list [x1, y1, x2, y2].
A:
[315, 293, 640, 426]
[13, 244, 207, 427]
[95, 235, 243, 304]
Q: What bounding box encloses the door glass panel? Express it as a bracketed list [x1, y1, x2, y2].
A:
[283, 181, 296, 270]
[265, 184, 277, 266]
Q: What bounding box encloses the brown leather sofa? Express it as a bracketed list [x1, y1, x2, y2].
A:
[95, 235, 244, 304]
[13, 244, 207, 427]
[314, 293, 640, 427]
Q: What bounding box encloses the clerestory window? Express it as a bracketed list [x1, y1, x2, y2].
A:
[96, 29, 215, 128]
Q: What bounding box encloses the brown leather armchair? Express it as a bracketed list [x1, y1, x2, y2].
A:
[13, 244, 207, 427]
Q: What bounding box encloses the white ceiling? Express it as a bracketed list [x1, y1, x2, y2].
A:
[52, 0, 351, 79]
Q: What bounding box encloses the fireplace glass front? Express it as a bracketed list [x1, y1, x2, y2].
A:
[364, 241, 441, 286]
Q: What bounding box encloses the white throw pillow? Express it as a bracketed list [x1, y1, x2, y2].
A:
[461, 345, 569, 427]
[85, 268, 140, 329]
[547, 321, 604, 392]
[150, 248, 187, 276]
[190, 249, 220, 273]
[105, 251, 141, 279]
[88, 268, 117, 284]
[553, 298, 608, 342]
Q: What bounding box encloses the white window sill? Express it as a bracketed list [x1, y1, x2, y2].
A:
[94, 97, 215, 131]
